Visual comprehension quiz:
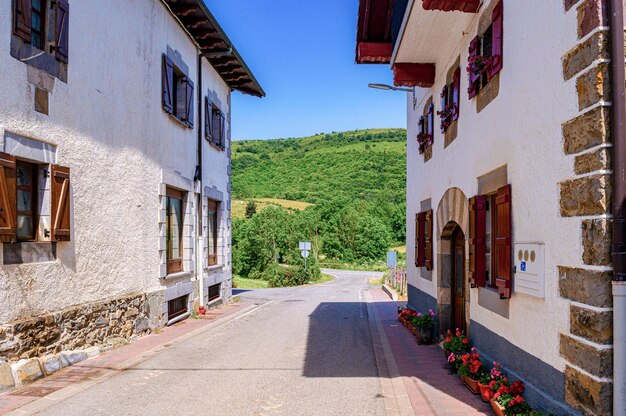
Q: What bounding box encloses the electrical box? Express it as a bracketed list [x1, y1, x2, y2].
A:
[513, 242, 545, 299]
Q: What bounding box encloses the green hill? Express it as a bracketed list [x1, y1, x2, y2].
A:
[232, 128, 407, 204]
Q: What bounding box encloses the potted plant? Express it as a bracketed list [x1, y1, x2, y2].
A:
[457, 348, 484, 394]
[491, 380, 525, 416]
[502, 395, 532, 416]
[479, 362, 503, 403]
[466, 55, 493, 76]
[441, 329, 470, 363]
[412, 310, 436, 344]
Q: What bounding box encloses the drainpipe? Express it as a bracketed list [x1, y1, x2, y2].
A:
[610, 0, 626, 414]
[196, 51, 204, 308]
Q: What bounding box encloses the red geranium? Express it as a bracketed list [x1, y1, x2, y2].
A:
[510, 380, 525, 396]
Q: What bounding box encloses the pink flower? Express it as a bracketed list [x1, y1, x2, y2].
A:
[417, 313, 422, 317]
[447, 353, 456, 363]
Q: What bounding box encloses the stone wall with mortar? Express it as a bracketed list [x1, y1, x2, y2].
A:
[558, 0, 615, 414]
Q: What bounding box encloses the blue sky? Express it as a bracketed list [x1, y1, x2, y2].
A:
[204, 0, 406, 141]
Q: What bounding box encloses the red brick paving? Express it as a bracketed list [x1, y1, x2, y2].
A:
[0, 302, 249, 415]
[369, 288, 491, 416]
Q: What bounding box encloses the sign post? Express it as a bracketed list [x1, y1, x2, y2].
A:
[299, 241, 311, 270]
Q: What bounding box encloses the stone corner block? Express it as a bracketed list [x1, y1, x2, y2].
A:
[39, 354, 62, 376]
[582, 218, 612, 266]
[562, 106, 610, 155]
[574, 146, 611, 175]
[558, 266, 613, 307]
[576, 62, 610, 111]
[0, 362, 15, 389]
[565, 365, 612, 415]
[562, 30, 609, 81]
[560, 174, 611, 217]
[559, 333, 612, 378]
[60, 350, 88, 367]
[11, 358, 43, 386]
[570, 304, 613, 344]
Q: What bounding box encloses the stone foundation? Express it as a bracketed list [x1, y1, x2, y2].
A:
[0, 291, 164, 362]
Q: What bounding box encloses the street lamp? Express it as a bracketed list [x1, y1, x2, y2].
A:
[368, 83, 417, 109]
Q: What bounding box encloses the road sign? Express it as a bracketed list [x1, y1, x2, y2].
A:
[301, 250, 310, 258]
[299, 241, 311, 251]
[387, 251, 397, 268]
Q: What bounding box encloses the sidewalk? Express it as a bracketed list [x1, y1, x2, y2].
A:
[0, 301, 251, 415]
[369, 288, 491, 416]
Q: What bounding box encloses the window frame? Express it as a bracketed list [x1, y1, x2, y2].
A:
[30, 0, 46, 51]
[166, 187, 184, 274]
[207, 199, 219, 266]
[208, 283, 221, 302]
[167, 295, 188, 321]
[16, 161, 38, 242]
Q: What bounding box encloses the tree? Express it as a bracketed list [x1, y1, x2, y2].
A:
[245, 200, 258, 218]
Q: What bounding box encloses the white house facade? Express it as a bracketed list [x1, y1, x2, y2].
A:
[357, 0, 625, 415]
[0, 0, 263, 370]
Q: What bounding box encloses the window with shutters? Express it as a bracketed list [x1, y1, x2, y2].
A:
[415, 210, 433, 271]
[162, 54, 194, 128]
[11, 0, 69, 77]
[467, 1, 503, 99]
[469, 185, 512, 299]
[206, 100, 226, 150]
[438, 65, 461, 133]
[166, 187, 184, 274]
[418, 99, 435, 157]
[208, 199, 219, 266]
[16, 162, 38, 241]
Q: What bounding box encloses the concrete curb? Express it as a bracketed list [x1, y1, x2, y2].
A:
[382, 283, 399, 301]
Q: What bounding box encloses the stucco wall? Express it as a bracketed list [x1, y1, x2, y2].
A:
[405, 0, 580, 374]
[0, 0, 232, 325]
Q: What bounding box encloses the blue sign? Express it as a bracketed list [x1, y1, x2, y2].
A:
[387, 251, 397, 268]
[520, 261, 527, 272]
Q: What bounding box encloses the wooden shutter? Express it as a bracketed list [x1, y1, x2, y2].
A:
[13, 0, 32, 43]
[440, 85, 448, 133]
[162, 55, 174, 115]
[489, 1, 504, 78]
[0, 153, 17, 243]
[469, 195, 487, 287]
[452, 67, 460, 121]
[416, 212, 426, 267]
[220, 113, 226, 148]
[468, 36, 479, 99]
[204, 97, 212, 141]
[212, 110, 221, 146]
[51, 165, 71, 241]
[183, 77, 194, 127]
[495, 184, 512, 298]
[54, 0, 70, 63]
[427, 103, 434, 138]
[424, 209, 433, 271]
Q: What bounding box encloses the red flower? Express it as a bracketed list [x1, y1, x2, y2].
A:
[445, 336, 452, 343]
[510, 381, 525, 396]
[470, 360, 481, 374]
[455, 331, 461, 337]
[462, 338, 469, 345]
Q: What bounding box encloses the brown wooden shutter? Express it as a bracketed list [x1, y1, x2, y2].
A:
[468, 36, 479, 99]
[489, 1, 504, 78]
[51, 165, 71, 241]
[424, 209, 433, 271]
[212, 110, 221, 146]
[452, 67, 460, 121]
[205, 97, 212, 141]
[220, 113, 226, 148]
[0, 153, 17, 243]
[14, 0, 32, 43]
[427, 103, 434, 139]
[416, 212, 426, 267]
[162, 55, 174, 115]
[439, 85, 448, 133]
[469, 195, 487, 287]
[495, 184, 512, 298]
[183, 77, 194, 127]
[54, 0, 70, 63]
[414, 213, 419, 266]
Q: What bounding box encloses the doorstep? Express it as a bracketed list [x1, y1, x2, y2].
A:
[0, 301, 252, 416]
[368, 288, 491, 416]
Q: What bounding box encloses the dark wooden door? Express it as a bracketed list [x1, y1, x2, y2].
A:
[452, 228, 466, 333]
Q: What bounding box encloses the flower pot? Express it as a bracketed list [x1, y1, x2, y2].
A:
[460, 376, 481, 395]
[416, 326, 433, 345]
[490, 398, 505, 416]
[478, 382, 491, 403]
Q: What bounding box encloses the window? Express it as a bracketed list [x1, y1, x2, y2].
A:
[208, 200, 219, 266]
[205, 99, 226, 150]
[162, 54, 194, 128]
[208, 283, 221, 302]
[0, 153, 71, 243]
[16, 162, 37, 240]
[469, 185, 512, 299]
[167, 295, 188, 321]
[467, 1, 503, 99]
[13, 0, 69, 63]
[166, 188, 184, 274]
[438, 67, 460, 133]
[415, 210, 433, 270]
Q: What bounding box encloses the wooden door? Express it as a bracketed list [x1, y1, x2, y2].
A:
[452, 228, 466, 333]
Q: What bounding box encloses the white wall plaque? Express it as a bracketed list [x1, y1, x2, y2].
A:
[513, 242, 545, 299]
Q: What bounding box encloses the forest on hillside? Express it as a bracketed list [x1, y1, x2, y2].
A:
[231, 129, 407, 286]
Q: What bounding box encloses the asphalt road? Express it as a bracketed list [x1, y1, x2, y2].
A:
[34, 270, 387, 416]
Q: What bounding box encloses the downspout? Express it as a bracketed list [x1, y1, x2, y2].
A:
[196, 51, 205, 308]
[610, 0, 626, 414]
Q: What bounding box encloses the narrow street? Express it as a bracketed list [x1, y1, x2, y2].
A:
[30, 271, 388, 416]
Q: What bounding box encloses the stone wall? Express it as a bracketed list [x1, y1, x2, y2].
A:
[559, 0, 615, 414]
[0, 291, 163, 363]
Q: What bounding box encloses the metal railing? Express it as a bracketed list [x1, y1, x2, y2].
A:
[386, 267, 407, 296]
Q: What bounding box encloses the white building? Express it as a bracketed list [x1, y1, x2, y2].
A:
[357, 0, 624, 414]
[0, 0, 263, 366]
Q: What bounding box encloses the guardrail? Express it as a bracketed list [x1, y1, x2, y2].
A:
[386, 267, 407, 296]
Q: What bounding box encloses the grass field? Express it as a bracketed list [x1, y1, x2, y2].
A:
[233, 273, 335, 289]
[390, 245, 406, 254]
[232, 198, 313, 219]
